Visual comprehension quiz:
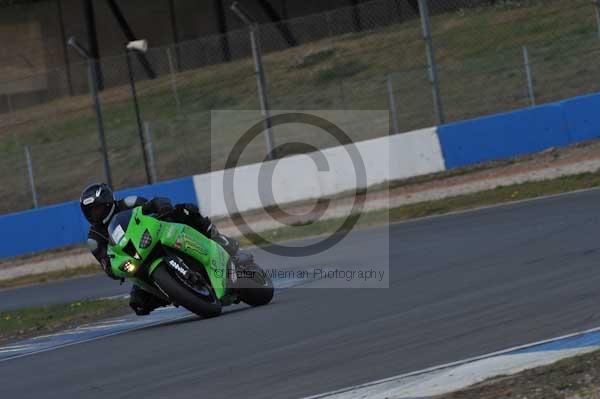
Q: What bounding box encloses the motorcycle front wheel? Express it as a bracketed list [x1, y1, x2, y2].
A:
[152, 264, 222, 318]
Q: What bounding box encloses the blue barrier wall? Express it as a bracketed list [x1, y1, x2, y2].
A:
[4, 91, 600, 260]
[437, 92, 600, 169]
[116, 177, 198, 205]
[562, 93, 600, 143]
[0, 201, 87, 259]
[0, 176, 197, 259]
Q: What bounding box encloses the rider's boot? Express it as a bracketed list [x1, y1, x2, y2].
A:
[209, 225, 240, 257]
[129, 285, 169, 316]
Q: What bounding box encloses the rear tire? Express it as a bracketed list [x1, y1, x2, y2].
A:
[152, 265, 222, 318]
[237, 264, 274, 307]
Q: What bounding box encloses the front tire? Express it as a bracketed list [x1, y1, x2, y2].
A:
[152, 265, 222, 318]
[237, 264, 274, 307]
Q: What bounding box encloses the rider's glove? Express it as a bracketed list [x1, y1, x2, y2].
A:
[142, 197, 173, 217]
[100, 257, 119, 280]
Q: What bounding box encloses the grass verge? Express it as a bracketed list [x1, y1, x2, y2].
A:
[0, 264, 100, 290]
[439, 348, 600, 399]
[239, 170, 600, 246]
[0, 298, 129, 345]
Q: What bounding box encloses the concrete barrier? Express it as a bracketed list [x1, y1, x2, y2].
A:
[193, 129, 446, 217]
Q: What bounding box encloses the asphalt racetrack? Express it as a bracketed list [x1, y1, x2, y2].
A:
[3, 189, 600, 398]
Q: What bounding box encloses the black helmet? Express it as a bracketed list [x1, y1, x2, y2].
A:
[80, 183, 116, 225]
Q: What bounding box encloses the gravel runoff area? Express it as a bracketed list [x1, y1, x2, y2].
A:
[3, 139, 600, 282]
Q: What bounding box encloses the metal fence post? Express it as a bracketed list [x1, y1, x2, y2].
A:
[24, 146, 38, 208]
[166, 47, 182, 114]
[522, 46, 536, 107]
[249, 25, 276, 160]
[143, 121, 158, 184]
[326, 11, 334, 38]
[417, 0, 445, 125]
[595, 0, 600, 38]
[6, 93, 13, 123]
[126, 50, 153, 185]
[87, 59, 113, 188]
[387, 75, 400, 135]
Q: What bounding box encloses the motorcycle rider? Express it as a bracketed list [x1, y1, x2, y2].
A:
[80, 183, 239, 315]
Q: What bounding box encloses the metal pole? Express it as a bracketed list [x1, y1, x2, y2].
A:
[24, 146, 38, 208]
[326, 11, 333, 38]
[387, 75, 400, 135]
[166, 47, 181, 114]
[522, 46, 536, 107]
[87, 59, 113, 188]
[596, 0, 600, 39]
[126, 51, 153, 185]
[249, 25, 276, 160]
[6, 93, 13, 121]
[82, 0, 104, 90]
[168, 0, 183, 69]
[143, 121, 158, 184]
[56, 0, 74, 96]
[417, 0, 445, 125]
[339, 81, 347, 109]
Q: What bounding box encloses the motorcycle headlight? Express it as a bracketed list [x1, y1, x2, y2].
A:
[139, 229, 152, 249]
[120, 261, 137, 274]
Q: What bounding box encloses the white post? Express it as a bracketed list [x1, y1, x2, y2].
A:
[143, 121, 158, 184]
[24, 146, 38, 208]
[387, 75, 400, 135]
[522, 46, 536, 107]
[166, 47, 182, 114]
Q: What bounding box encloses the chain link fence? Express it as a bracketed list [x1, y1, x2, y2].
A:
[0, 0, 597, 214]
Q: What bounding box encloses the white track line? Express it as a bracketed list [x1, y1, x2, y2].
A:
[303, 325, 600, 399]
[0, 313, 193, 364]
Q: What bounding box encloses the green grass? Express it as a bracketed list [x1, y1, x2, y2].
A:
[0, 0, 597, 214]
[316, 60, 369, 82]
[291, 48, 337, 69]
[0, 298, 129, 344]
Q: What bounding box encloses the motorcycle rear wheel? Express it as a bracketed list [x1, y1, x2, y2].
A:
[237, 264, 274, 307]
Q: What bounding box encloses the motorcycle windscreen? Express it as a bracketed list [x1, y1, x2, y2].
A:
[108, 209, 134, 246]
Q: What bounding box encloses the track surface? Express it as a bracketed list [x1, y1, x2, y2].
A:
[0, 273, 129, 311]
[3, 189, 600, 398]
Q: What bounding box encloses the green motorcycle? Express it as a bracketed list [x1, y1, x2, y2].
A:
[107, 206, 274, 318]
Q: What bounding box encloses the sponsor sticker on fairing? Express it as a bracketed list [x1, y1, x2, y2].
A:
[111, 225, 125, 244]
[168, 259, 187, 276]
